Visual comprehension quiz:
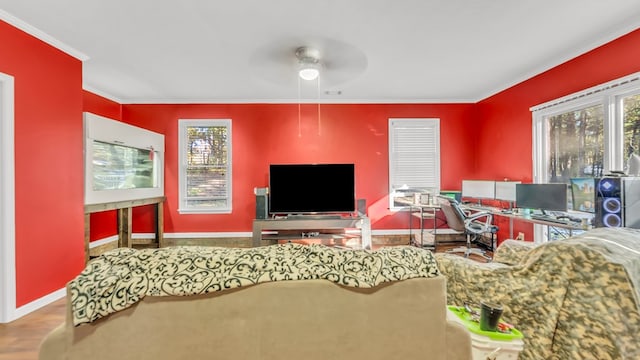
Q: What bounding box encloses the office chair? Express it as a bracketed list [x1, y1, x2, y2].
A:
[436, 196, 497, 262]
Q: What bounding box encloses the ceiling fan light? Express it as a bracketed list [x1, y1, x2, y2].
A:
[299, 65, 319, 81]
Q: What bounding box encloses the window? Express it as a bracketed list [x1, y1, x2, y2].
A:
[622, 93, 640, 169]
[531, 73, 640, 241]
[543, 103, 605, 182]
[388, 118, 440, 209]
[178, 119, 232, 214]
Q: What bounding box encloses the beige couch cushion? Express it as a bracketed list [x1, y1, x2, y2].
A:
[41, 244, 472, 360]
[42, 277, 469, 360]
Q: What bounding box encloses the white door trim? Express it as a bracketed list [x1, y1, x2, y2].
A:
[0, 72, 16, 323]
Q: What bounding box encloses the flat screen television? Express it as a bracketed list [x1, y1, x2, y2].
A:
[269, 163, 355, 214]
[515, 183, 568, 212]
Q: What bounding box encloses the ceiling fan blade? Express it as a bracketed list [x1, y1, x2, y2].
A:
[248, 43, 298, 86]
[247, 36, 367, 88]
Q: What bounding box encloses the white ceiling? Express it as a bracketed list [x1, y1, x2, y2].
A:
[1, 0, 640, 104]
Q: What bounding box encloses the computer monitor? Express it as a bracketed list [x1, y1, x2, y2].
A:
[515, 183, 568, 212]
[495, 181, 521, 202]
[570, 178, 596, 213]
[461, 180, 496, 200]
[439, 190, 462, 203]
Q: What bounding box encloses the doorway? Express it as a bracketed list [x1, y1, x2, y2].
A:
[0, 72, 16, 323]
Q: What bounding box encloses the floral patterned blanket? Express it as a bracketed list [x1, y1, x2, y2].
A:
[70, 243, 440, 326]
[436, 227, 640, 360]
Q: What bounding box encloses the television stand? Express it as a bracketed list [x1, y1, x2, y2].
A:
[252, 216, 371, 249]
[286, 214, 343, 220]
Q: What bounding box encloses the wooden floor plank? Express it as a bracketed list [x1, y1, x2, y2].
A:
[0, 299, 65, 360]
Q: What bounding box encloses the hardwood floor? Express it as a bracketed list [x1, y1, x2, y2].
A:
[0, 242, 490, 360]
[0, 299, 65, 360]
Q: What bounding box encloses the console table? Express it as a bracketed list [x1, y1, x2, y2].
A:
[252, 217, 372, 249]
[84, 196, 165, 263]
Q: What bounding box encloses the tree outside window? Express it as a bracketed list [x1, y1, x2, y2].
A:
[178, 119, 232, 213]
[623, 93, 640, 167]
[546, 104, 604, 183]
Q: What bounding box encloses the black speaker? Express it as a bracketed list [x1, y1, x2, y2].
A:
[595, 177, 623, 228]
[255, 187, 268, 219]
[357, 198, 367, 217]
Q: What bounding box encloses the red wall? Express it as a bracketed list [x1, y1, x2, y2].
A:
[476, 28, 640, 242]
[3, 17, 639, 308]
[1, 20, 85, 306]
[88, 28, 640, 242]
[121, 103, 477, 233]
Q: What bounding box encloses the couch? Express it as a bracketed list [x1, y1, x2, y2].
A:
[39, 243, 472, 360]
[435, 227, 640, 360]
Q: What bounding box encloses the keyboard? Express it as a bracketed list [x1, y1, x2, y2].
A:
[529, 214, 570, 224]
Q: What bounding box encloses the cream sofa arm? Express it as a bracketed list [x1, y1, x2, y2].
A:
[38, 323, 65, 360]
[445, 320, 473, 360]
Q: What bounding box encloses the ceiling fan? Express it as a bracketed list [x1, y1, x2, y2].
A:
[295, 46, 321, 81]
[248, 37, 368, 89]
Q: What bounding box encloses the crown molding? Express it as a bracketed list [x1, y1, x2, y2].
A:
[114, 97, 476, 105]
[0, 9, 89, 61]
[82, 84, 124, 104]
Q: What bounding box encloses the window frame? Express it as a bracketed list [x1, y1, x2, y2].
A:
[178, 119, 232, 214]
[388, 118, 441, 211]
[531, 72, 640, 242]
[532, 96, 611, 183]
[532, 73, 640, 184]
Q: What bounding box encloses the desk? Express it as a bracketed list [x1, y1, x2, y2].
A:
[499, 212, 589, 239]
[406, 204, 441, 249]
[462, 204, 590, 240]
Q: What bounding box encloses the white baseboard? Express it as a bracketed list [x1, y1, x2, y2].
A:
[93, 229, 448, 240]
[164, 232, 253, 238]
[89, 235, 119, 248]
[7, 287, 66, 323]
[165, 230, 423, 238]
[370, 228, 461, 235]
[132, 233, 157, 239]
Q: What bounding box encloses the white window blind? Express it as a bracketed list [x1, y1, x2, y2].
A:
[389, 118, 440, 209]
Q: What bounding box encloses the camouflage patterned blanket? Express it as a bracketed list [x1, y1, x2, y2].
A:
[436, 227, 640, 360]
[69, 243, 439, 326]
